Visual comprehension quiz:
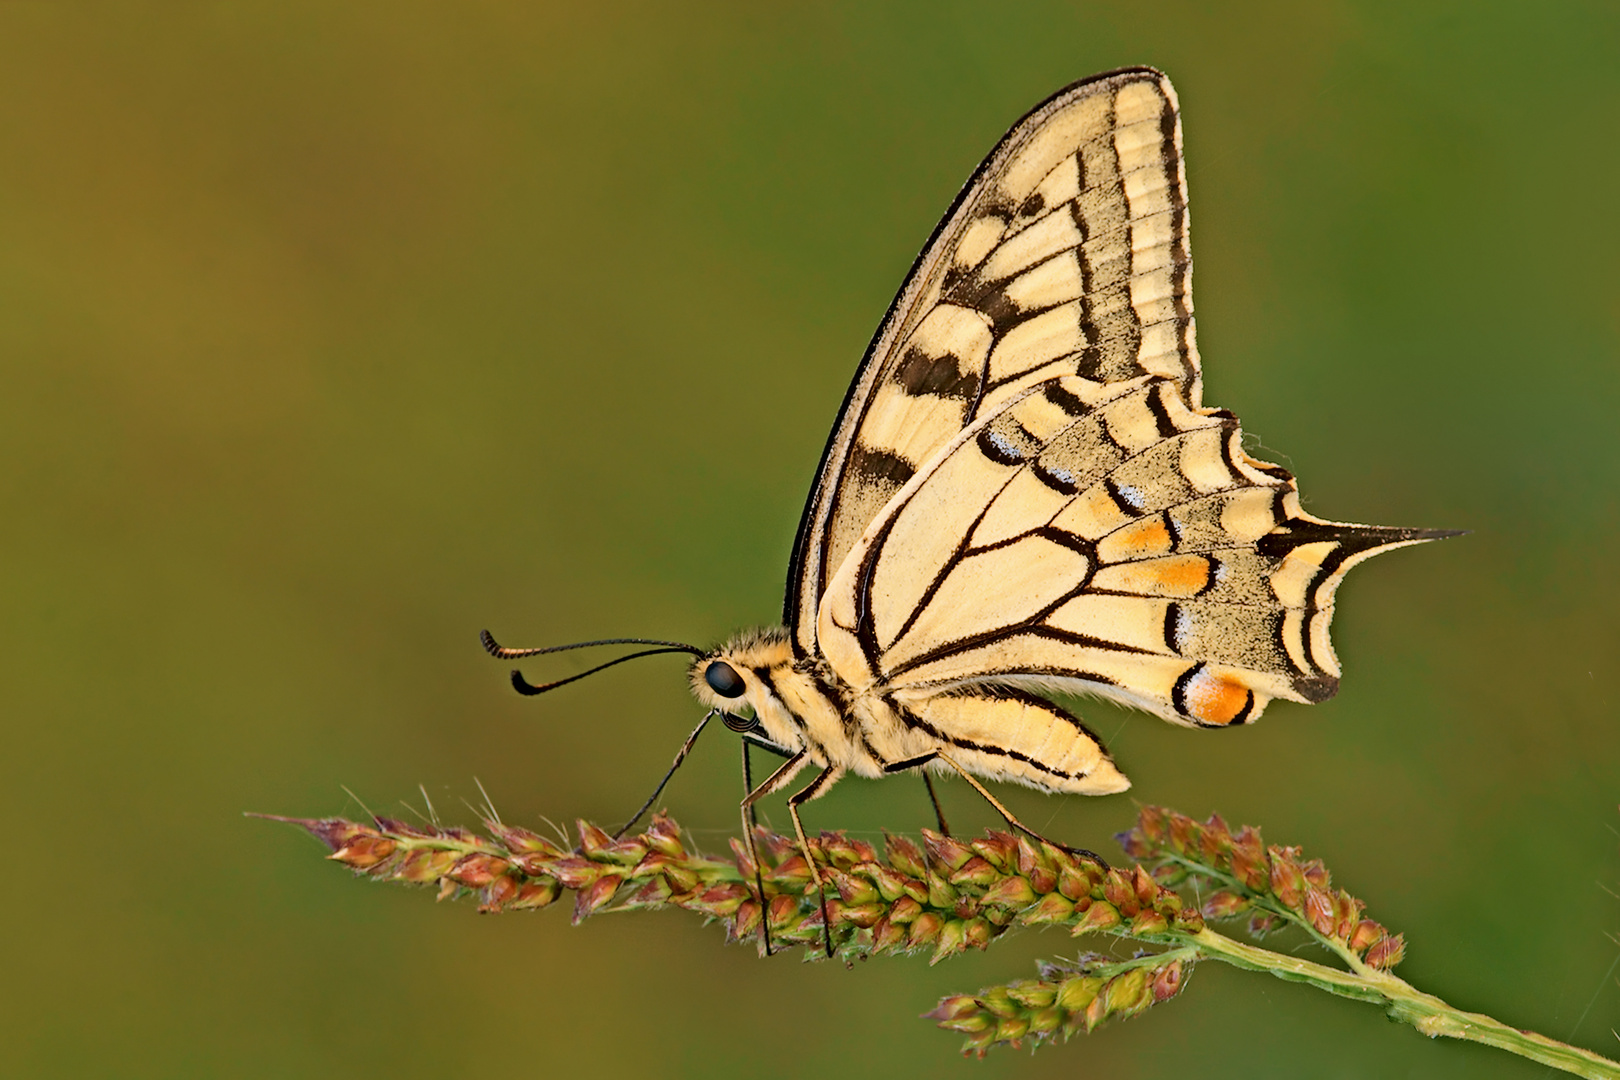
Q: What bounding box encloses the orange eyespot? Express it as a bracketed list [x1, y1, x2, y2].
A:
[1174, 664, 1254, 726]
[704, 661, 746, 698]
[1190, 674, 1251, 725]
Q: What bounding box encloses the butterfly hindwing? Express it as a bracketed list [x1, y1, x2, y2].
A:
[817, 375, 1442, 729]
[786, 67, 1200, 653]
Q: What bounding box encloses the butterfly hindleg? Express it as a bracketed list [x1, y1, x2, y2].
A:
[883, 752, 1108, 870]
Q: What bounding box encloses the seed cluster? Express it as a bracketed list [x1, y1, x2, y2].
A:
[279, 810, 1203, 963]
[737, 825, 1203, 962]
[1120, 807, 1404, 971]
[269, 803, 1398, 1056]
[263, 803, 1620, 1072]
[928, 950, 1193, 1053]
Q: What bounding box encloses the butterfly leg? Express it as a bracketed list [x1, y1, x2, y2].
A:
[740, 739, 776, 957]
[739, 750, 810, 956]
[883, 751, 1108, 870]
[920, 772, 951, 836]
[613, 709, 715, 840]
[785, 764, 845, 959]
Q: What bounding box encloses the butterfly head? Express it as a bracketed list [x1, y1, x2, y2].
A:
[688, 627, 804, 749]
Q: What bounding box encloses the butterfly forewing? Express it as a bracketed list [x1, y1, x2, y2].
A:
[817, 375, 1441, 730]
[786, 68, 1201, 654]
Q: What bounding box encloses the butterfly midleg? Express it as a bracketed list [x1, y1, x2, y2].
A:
[883, 751, 1108, 870]
[740, 749, 810, 819]
[785, 764, 845, 959]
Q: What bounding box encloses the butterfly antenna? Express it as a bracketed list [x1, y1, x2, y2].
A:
[481, 630, 707, 695]
[480, 630, 704, 659]
[505, 647, 698, 696]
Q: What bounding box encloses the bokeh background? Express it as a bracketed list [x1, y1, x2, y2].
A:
[3, 3, 1616, 1077]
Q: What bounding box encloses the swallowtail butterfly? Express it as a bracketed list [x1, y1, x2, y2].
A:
[485, 67, 1450, 947]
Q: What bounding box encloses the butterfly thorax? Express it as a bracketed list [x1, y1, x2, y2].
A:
[689, 626, 928, 779]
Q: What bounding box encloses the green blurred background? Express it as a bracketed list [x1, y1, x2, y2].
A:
[2, 3, 1616, 1077]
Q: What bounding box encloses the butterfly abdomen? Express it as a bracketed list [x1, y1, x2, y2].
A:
[882, 685, 1129, 794]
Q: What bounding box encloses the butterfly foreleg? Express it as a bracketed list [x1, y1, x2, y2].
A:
[614, 709, 715, 840]
[884, 750, 1108, 871]
[740, 748, 810, 809]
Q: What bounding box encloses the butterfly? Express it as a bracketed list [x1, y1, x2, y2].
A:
[484, 66, 1450, 950]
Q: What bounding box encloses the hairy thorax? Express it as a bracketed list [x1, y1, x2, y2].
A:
[689, 626, 932, 779]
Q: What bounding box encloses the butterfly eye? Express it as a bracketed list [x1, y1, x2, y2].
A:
[704, 661, 746, 698]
